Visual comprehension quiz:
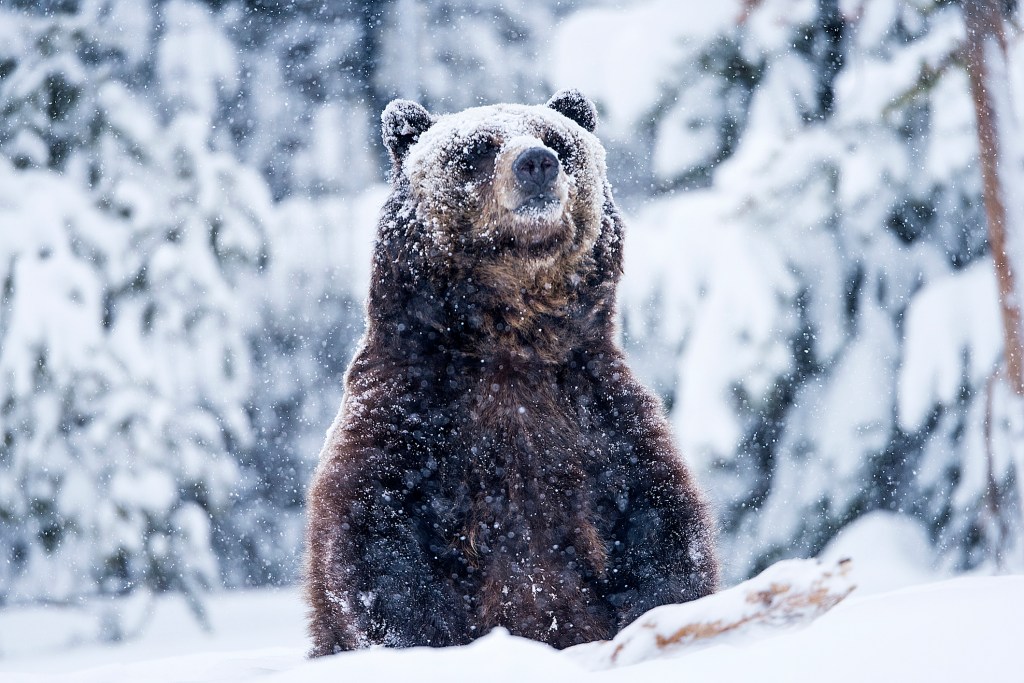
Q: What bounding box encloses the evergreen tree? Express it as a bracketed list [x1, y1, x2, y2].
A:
[563, 0, 1023, 578]
[0, 1, 270, 620]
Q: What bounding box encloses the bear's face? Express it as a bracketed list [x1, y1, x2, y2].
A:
[382, 91, 610, 271]
[373, 92, 622, 357]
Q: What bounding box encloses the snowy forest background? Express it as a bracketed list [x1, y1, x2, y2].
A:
[1, 0, 1023, 645]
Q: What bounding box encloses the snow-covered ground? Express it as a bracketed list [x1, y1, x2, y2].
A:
[2, 512, 1019, 682]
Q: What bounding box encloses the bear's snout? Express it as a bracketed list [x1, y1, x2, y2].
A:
[513, 147, 559, 196]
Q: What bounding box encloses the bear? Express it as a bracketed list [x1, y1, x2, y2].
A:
[304, 90, 718, 656]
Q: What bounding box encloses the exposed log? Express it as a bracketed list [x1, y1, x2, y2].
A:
[566, 558, 855, 670]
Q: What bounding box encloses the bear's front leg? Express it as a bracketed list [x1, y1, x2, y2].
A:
[354, 507, 472, 648]
[606, 486, 718, 628]
[588, 359, 719, 629]
[305, 455, 471, 655]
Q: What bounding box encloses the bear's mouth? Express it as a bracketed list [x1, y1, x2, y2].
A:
[509, 193, 571, 249]
[515, 193, 562, 217]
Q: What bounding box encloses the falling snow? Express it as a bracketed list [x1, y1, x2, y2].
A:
[0, 0, 1022, 676]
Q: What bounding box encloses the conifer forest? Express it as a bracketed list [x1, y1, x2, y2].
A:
[1, 0, 1023, 654]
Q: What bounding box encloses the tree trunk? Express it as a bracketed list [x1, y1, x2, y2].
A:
[963, 0, 1024, 394]
[963, 0, 1024, 565]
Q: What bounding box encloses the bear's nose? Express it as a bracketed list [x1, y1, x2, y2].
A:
[513, 148, 559, 194]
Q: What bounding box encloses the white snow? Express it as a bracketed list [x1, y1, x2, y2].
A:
[0, 588, 306, 673]
[158, 0, 238, 123]
[619, 192, 798, 467]
[550, 0, 740, 138]
[741, 0, 819, 59]
[926, 69, 978, 185]
[2, 542, 1019, 682]
[835, 5, 964, 124]
[898, 259, 1003, 431]
[650, 77, 723, 180]
[819, 511, 938, 595]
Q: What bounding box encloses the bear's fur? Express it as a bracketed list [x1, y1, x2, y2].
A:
[304, 90, 718, 656]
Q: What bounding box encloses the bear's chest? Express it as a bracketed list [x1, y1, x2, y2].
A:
[387, 368, 618, 568]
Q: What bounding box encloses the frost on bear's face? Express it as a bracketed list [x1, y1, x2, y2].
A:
[381, 92, 609, 269]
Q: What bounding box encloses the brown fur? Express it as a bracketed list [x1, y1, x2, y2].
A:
[304, 94, 718, 655]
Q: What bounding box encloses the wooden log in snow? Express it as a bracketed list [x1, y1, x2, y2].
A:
[567, 557, 855, 670]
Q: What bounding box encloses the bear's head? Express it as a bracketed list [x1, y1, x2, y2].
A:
[371, 90, 623, 359]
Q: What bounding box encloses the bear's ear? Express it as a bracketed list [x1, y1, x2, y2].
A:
[381, 99, 435, 166]
[547, 89, 598, 133]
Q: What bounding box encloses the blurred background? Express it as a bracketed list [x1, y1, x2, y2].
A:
[1, 0, 1022, 656]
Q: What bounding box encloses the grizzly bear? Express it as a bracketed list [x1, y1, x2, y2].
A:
[304, 90, 718, 656]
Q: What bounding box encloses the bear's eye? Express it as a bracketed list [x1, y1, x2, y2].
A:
[463, 138, 499, 179]
[543, 134, 574, 168]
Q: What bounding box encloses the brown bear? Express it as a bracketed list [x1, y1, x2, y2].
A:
[304, 90, 718, 656]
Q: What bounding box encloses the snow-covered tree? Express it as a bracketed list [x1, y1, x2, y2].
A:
[555, 0, 1023, 578]
[218, 0, 579, 200]
[0, 0, 271, 616]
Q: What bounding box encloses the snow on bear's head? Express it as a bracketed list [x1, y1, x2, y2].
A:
[380, 90, 610, 268]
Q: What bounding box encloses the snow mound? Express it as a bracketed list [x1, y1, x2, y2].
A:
[820, 511, 939, 596]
